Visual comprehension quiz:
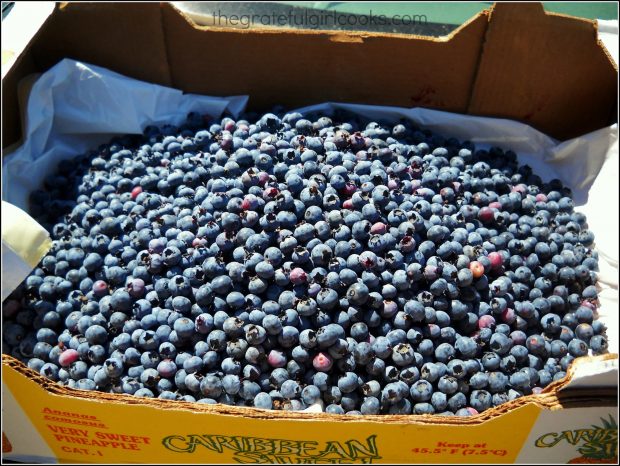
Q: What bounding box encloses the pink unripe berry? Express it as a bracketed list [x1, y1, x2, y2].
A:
[342, 199, 354, 209]
[257, 171, 270, 186]
[268, 350, 287, 368]
[370, 222, 387, 235]
[263, 187, 279, 200]
[580, 300, 596, 310]
[501, 307, 515, 324]
[290, 268, 307, 285]
[536, 193, 548, 202]
[312, 352, 333, 372]
[488, 252, 503, 269]
[488, 201, 502, 210]
[58, 349, 79, 367]
[478, 315, 496, 329]
[387, 179, 399, 190]
[131, 186, 143, 200]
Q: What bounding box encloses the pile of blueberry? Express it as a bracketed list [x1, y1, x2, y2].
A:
[2, 109, 608, 416]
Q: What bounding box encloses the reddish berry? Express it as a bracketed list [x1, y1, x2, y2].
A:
[478, 315, 496, 329]
[262, 187, 279, 200]
[313, 352, 333, 372]
[469, 261, 485, 278]
[130, 186, 143, 200]
[342, 182, 357, 197]
[580, 300, 596, 310]
[370, 222, 387, 235]
[290, 268, 307, 285]
[488, 252, 503, 269]
[478, 207, 494, 223]
[58, 349, 79, 367]
[257, 172, 270, 186]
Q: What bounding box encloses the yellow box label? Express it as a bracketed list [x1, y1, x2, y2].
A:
[3, 362, 542, 463]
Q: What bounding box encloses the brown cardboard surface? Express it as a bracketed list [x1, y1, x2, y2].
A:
[160, 3, 487, 114]
[468, 2, 618, 141]
[1, 2, 617, 150]
[1, 47, 38, 150]
[30, 3, 171, 87]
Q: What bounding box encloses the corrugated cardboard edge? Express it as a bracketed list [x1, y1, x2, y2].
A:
[546, 9, 619, 72]
[1, 7, 57, 152]
[3, 353, 616, 426]
[158, 2, 488, 114]
[165, 2, 486, 43]
[468, 2, 618, 140]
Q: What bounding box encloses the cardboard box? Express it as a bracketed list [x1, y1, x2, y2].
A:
[2, 2, 618, 463]
[2, 2, 617, 148]
[2, 354, 617, 464]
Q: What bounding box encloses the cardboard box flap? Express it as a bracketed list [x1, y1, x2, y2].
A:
[160, 3, 488, 115]
[468, 2, 618, 141]
[29, 2, 171, 89]
[1, 2, 618, 147]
